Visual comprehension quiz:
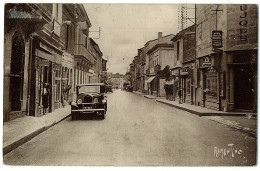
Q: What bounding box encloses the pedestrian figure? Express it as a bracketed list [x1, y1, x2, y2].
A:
[164, 79, 169, 100]
[172, 76, 177, 101]
[168, 77, 174, 101]
[178, 88, 182, 104]
[42, 83, 50, 114]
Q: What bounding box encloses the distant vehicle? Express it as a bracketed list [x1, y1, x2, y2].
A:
[70, 83, 107, 120]
[126, 85, 133, 92]
[106, 85, 113, 93]
[123, 82, 130, 91]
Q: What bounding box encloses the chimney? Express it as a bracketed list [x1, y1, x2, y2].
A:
[158, 32, 163, 43]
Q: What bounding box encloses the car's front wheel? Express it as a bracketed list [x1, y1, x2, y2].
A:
[100, 111, 106, 120]
[71, 112, 77, 120]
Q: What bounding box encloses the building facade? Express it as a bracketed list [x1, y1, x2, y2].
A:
[195, 4, 257, 112]
[171, 25, 196, 104]
[4, 3, 104, 122]
[146, 32, 175, 96]
[73, 4, 93, 92]
[88, 38, 103, 83]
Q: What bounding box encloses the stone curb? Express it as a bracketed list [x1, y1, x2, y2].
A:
[156, 100, 257, 117]
[3, 114, 71, 155]
[206, 117, 257, 138]
[156, 100, 201, 115]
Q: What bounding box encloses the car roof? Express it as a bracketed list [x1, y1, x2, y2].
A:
[76, 83, 105, 87]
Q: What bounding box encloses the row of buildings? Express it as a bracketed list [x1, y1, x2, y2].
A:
[4, 4, 107, 121]
[128, 4, 257, 112]
[107, 72, 125, 89]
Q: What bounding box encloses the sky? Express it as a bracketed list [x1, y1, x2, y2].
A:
[84, 4, 195, 74]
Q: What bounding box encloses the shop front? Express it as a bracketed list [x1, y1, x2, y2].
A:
[180, 65, 194, 105]
[226, 50, 257, 112]
[170, 67, 181, 101]
[197, 55, 221, 110]
[145, 75, 156, 95]
[30, 39, 62, 116]
[61, 52, 74, 104]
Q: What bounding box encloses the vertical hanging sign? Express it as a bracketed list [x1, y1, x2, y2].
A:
[212, 30, 223, 50]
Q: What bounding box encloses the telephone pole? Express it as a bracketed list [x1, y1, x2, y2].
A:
[211, 7, 223, 30]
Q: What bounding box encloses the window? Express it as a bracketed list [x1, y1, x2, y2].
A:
[52, 4, 62, 37]
[186, 77, 191, 95]
[65, 25, 69, 50]
[42, 4, 53, 14]
[85, 37, 88, 48]
[177, 41, 180, 61]
[205, 73, 217, 97]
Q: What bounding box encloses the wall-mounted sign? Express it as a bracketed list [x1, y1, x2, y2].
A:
[212, 30, 223, 49]
[37, 60, 50, 67]
[207, 67, 217, 73]
[201, 57, 212, 68]
[180, 68, 189, 75]
[239, 5, 248, 41]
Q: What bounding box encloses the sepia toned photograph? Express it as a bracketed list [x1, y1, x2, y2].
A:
[1, 0, 258, 167]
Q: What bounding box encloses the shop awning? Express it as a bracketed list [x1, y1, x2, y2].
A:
[145, 76, 156, 83]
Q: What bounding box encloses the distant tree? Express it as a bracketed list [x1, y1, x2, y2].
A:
[125, 71, 132, 82]
[162, 65, 170, 80]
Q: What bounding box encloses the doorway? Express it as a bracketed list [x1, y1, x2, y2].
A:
[234, 64, 254, 110]
[10, 32, 25, 111]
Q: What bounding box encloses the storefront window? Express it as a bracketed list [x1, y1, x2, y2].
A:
[186, 77, 191, 95]
[206, 73, 217, 97]
[55, 69, 61, 101]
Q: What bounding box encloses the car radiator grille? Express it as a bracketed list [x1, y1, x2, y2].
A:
[84, 95, 92, 103]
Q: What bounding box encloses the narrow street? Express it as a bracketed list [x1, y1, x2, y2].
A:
[4, 90, 256, 166]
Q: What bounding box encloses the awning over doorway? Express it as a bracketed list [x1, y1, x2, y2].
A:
[145, 76, 156, 83]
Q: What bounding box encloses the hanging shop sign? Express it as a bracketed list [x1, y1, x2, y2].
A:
[212, 30, 223, 49]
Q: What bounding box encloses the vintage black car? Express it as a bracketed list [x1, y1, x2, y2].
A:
[105, 85, 113, 93]
[70, 83, 107, 120]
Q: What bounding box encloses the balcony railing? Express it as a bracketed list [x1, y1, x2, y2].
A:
[75, 44, 95, 65]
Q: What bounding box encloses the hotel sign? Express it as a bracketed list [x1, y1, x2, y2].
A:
[212, 30, 223, 49]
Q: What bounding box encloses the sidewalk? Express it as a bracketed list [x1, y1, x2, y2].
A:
[3, 105, 71, 155]
[133, 91, 143, 95]
[133, 91, 164, 99]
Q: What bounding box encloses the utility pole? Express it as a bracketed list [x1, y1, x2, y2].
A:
[211, 7, 223, 30]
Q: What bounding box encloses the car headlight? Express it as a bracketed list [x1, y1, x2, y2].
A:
[71, 101, 77, 106]
[94, 98, 99, 103]
[102, 99, 107, 104]
[77, 99, 82, 104]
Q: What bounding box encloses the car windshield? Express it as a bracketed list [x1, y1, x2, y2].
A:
[78, 86, 100, 94]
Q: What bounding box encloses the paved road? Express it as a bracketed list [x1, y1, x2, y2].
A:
[4, 90, 256, 166]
